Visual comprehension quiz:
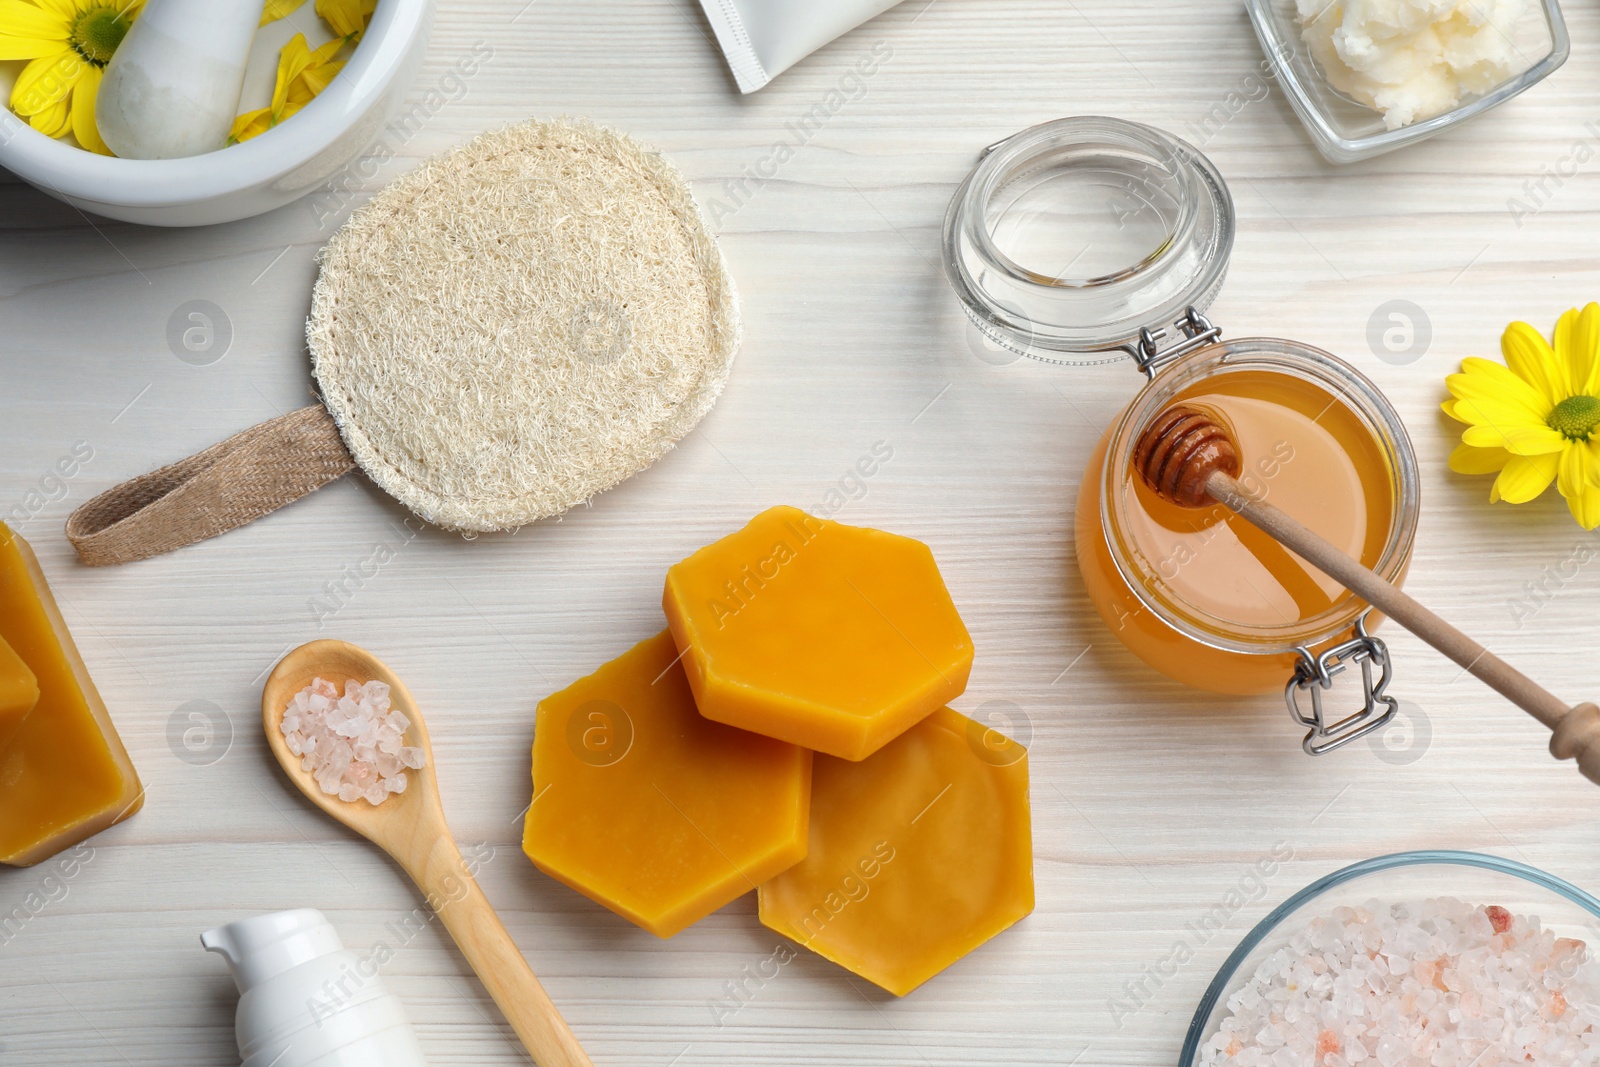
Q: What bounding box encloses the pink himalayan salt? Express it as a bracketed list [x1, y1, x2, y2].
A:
[1202, 898, 1600, 1067]
[280, 677, 424, 806]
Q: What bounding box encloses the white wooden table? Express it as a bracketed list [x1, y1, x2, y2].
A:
[4, 1, 1600, 1063]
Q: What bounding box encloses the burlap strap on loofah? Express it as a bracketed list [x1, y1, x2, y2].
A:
[65, 406, 355, 567]
[66, 118, 738, 565]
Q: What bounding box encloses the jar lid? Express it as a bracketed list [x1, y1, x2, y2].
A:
[942, 117, 1235, 365]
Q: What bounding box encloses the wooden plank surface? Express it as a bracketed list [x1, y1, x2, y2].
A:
[4, 1, 1600, 1063]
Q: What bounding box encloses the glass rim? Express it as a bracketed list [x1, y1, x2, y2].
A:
[968, 120, 1201, 292]
[942, 115, 1235, 360]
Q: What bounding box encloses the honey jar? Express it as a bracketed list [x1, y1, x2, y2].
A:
[943, 117, 1420, 753]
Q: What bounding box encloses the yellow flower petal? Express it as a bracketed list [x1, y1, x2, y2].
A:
[1447, 396, 1553, 457]
[1554, 303, 1600, 400]
[317, 0, 374, 39]
[1567, 482, 1600, 530]
[1449, 443, 1511, 476]
[11, 48, 80, 115]
[260, 0, 309, 25]
[271, 34, 315, 113]
[1441, 397, 1462, 421]
[1448, 396, 1552, 444]
[1447, 358, 1553, 421]
[0, 33, 68, 59]
[0, 0, 71, 39]
[307, 34, 344, 64]
[70, 63, 107, 154]
[1491, 453, 1559, 504]
[27, 92, 69, 137]
[1462, 421, 1566, 455]
[1501, 321, 1567, 407]
[295, 56, 342, 97]
[229, 106, 273, 143]
[1559, 440, 1592, 501]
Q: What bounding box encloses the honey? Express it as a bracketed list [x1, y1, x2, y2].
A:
[1076, 342, 1418, 695]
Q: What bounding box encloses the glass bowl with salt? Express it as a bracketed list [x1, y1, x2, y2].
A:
[1180, 850, 1600, 1065]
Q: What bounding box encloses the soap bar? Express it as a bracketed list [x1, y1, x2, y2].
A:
[664, 506, 973, 761]
[758, 706, 1033, 996]
[0, 525, 143, 867]
[0, 634, 39, 753]
[522, 631, 811, 938]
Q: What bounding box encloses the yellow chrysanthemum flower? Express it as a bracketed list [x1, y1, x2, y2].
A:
[1444, 303, 1600, 529]
[229, 33, 342, 143]
[0, 0, 144, 154]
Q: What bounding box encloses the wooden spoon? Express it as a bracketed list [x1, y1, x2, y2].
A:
[262, 639, 593, 1067]
[1135, 405, 1600, 784]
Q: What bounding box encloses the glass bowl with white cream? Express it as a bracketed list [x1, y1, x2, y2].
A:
[1246, 0, 1568, 163]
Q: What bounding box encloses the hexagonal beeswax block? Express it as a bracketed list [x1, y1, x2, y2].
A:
[758, 706, 1033, 996]
[664, 506, 973, 761]
[522, 631, 812, 938]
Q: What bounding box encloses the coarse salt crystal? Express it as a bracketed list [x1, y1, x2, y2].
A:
[280, 677, 424, 806]
[1201, 899, 1600, 1067]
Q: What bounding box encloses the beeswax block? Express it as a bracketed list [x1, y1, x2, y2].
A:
[0, 634, 38, 753]
[664, 506, 973, 761]
[759, 706, 1033, 996]
[0, 524, 143, 867]
[522, 631, 811, 937]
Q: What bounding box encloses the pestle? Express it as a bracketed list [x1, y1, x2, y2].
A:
[96, 0, 266, 159]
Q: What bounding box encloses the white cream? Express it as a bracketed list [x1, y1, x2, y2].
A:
[1296, 0, 1533, 130]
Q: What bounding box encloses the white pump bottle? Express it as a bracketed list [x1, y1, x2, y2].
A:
[202, 908, 430, 1067]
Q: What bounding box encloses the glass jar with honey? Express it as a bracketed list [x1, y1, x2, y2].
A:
[943, 116, 1420, 753]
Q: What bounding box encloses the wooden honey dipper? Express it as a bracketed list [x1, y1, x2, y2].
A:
[1135, 404, 1600, 784]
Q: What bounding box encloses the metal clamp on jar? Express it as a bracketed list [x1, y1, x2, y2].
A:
[943, 116, 1419, 755]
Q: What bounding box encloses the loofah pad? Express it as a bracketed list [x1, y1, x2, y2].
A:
[307, 118, 740, 532]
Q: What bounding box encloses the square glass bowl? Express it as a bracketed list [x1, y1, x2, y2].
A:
[1245, 0, 1569, 163]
